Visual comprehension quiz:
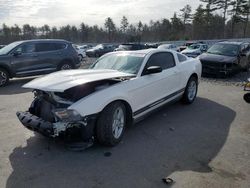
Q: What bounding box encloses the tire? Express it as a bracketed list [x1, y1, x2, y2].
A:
[96, 102, 126, 146]
[243, 93, 250, 103]
[78, 54, 83, 62]
[182, 76, 198, 104]
[0, 68, 9, 87]
[243, 62, 249, 72]
[58, 62, 73, 70]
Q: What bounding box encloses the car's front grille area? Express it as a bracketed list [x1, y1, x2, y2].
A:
[200, 60, 224, 68]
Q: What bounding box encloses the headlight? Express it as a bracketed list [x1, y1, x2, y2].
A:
[53, 109, 82, 122]
[245, 82, 250, 91]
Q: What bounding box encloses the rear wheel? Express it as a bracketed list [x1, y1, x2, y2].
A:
[78, 54, 83, 62]
[58, 62, 73, 70]
[182, 76, 198, 104]
[0, 68, 9, 87]
[96, 102, 126, 146]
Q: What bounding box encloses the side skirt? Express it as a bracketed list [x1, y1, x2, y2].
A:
[133, 89, 185, 122]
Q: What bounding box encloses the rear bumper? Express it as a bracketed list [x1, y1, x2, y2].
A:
[16, 111, 54, 137]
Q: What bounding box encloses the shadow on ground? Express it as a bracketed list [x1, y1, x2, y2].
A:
[0, 77, 36, 95]
[6, 97, 235, 188]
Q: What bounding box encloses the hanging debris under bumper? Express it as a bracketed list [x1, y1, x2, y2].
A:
[16, 111, 98, 142]
[16, 111, 54, 137]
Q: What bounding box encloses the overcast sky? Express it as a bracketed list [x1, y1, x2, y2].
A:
[0, 0, 202, 27]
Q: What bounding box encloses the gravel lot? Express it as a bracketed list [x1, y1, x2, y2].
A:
[0, 59, 249, 188]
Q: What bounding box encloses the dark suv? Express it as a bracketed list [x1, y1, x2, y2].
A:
[0, 39, 80, 86]
[199, 42, 250, 77]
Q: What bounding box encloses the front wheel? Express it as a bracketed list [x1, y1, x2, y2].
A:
[96, 102, 126, 146]
[0, 68, 9, 87]
[182, 76, 198, 104]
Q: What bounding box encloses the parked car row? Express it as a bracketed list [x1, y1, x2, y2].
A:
[0, 39, 248, 148]
[1, 39, 249, 87]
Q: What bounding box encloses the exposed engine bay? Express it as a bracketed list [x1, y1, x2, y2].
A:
[17, 77, 130, 141]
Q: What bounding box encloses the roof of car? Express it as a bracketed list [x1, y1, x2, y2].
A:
[17, 39, 69, 43]
[218, 41, 246, 45]
[115, 48, 172, 55]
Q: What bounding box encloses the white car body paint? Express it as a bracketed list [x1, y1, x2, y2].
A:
[23, 69, 134, 92]
[23, 49, 202, 120]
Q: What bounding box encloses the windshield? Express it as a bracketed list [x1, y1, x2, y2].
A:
[188, 44, 201, 50]
[90, 53, 145, 74]
[0, 41, 22, 55]
[207, 43, 239, 56]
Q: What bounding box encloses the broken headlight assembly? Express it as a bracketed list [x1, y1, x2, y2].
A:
[244, 80, 250, 91]
[53, 109, 82, 122]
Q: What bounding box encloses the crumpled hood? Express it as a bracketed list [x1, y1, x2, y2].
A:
[23, 69, 134, 92]
[199, 53, 237, 63]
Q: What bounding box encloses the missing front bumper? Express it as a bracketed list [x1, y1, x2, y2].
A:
[16, 111, 54, 137]
[16, 111, 98, 141]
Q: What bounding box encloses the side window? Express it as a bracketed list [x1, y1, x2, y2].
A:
[177, 53, 187, 62]
[145, 52, 175, 71]
[35, 43, 56, 52]
[54, 43, 66, 50]
[15, 43, 35, 54]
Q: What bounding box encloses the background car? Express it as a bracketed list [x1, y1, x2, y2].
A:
[75, 45, 89, 61]
[199, 41, 250, 77]
[157, 44, 180, 51]
[0, 39, 80, 86]
[17, 49, 201, 147]
[0, 45, 5, 49]
[114, 43, 146, 51]
[179, 41, 204, 51]
[181, 43, 208, 58]
[86, 44, 114, 57]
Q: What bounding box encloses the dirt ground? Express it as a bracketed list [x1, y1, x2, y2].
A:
[0, 61, 249, 188]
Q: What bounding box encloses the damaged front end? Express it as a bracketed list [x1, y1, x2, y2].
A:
[16, 79, 123, 141]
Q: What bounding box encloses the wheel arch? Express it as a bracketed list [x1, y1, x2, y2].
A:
[102, 99, 133, 126]
[190, 72, 198, 80]
[0, 64, 13, 78]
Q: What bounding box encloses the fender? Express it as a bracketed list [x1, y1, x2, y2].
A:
[68, 81, 134, 116]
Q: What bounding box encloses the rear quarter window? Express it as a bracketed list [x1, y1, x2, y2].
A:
[177, 53, 187, 62]
[54, 43, 67, 50]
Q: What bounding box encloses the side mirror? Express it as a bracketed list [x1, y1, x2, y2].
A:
[13, 51, 22, 57]
[145, 66, 162, 75]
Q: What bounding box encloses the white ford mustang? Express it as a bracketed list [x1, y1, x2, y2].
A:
[17, 49, 201, 147]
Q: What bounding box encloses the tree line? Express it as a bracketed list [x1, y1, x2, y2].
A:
[0, 0, 250, 45]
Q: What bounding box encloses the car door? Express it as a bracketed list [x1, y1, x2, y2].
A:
[11, 42, 40, 75]
[35, 42, 62, 71]
[129, 52, 181, 115]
